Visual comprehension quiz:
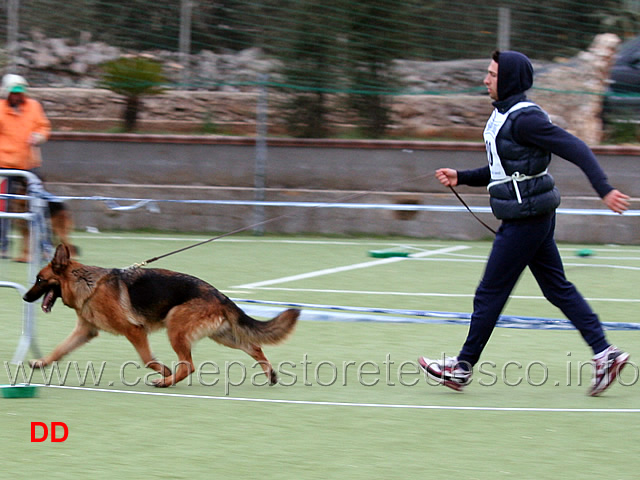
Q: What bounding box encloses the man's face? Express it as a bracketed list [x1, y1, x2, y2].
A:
[484, 60, 499, 101]
[7, 92, 25, 107]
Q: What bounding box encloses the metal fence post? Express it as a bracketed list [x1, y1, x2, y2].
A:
[7, 0, 19, 72]
[253, 74, 268, 235]
[179, 0, 193, 89]
[498, 7, 511, 51]
[0, 169, 45, 364]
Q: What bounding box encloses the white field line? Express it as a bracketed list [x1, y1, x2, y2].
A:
[237, 287, 640, 303]
[233, 245, 470, 289]
[408, 257, 640, 271]
[53, 233, 640, 248]
[21, 232, 640, 254]
[64, 233, 460, 247]
[43, 232, 640, 262]
[30, 384, 640, 413]
[36, 233, 639, 297]
[412, 251, 640, 262]
[64, 233, 640, 261]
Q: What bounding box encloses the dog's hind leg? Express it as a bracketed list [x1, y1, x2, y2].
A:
[213, 333, 277, 385]
[210, 327, 277, 385]
[122, 325, 171, 378]
[242, 344, 277, 386]
[153, 318, 196, 388]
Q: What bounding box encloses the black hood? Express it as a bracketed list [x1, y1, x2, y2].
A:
[497, 51, 534, 101]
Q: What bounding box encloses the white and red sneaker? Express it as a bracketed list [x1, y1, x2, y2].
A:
[588, 346, 630, 396]
[418, 356, 472, 391]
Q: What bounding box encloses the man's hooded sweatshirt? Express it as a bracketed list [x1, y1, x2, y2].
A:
[457, 51, 614, 220]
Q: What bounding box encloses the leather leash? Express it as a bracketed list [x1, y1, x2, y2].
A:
[128, 172, 497, 269]
[448, 185, 497, 235]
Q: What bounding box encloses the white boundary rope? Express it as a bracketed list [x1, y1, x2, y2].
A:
[37, 194, 640, 216]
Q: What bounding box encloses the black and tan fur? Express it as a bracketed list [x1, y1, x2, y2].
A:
[23, 244, 298, 387]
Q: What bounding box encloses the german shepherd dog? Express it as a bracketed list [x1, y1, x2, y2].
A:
[23, 244, 299, 387]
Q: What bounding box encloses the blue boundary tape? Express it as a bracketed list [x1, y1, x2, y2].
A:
[234, 298, 640, 331]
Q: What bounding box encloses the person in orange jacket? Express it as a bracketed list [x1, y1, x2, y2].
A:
[0, 74, 50, 170]
[0, 74, 51, 261]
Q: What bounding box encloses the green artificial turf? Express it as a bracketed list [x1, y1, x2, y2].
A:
[1, 232, 639, 479]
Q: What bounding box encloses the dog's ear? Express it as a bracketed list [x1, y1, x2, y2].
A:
[51, 244, 71, 274]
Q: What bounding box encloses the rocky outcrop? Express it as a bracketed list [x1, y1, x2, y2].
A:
[530, 33, 620, 144]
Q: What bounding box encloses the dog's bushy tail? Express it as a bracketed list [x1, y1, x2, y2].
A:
[237, 308, 299, 345]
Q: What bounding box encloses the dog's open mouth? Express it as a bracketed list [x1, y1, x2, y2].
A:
[42, 287, 61, 313]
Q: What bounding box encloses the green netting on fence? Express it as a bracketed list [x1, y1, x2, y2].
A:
[1, 0, 638, 94]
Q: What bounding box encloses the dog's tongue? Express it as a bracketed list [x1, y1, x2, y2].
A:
[42, 290, 55, 313]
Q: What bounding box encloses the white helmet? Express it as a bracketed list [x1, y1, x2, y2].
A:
[2, 74, 28, 95]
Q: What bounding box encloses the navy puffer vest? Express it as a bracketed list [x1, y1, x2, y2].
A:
[484, 103, 561, 220]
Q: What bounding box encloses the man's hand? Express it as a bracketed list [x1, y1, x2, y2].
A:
[603, 189, 630, 214]
[435, 168, 458, 187]
[29, 133, 46, 146]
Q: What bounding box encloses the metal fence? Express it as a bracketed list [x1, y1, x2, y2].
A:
[2, 0, 639, 93]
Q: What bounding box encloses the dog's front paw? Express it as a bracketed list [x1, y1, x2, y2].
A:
[145, 359, 171, 378]
[29, 359, 48, 368]
[152, 377, 172, 388]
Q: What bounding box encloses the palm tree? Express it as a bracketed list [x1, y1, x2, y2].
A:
[99, 56, 167, 132]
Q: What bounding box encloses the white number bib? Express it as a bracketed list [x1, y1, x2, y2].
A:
[483, 101, 537, 181]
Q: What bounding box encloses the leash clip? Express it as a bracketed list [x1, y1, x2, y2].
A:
[125, 261, 147, 270]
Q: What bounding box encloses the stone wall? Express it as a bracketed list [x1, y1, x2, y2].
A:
[39, 137, 640, 244]
[19, 34, 621, 143]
